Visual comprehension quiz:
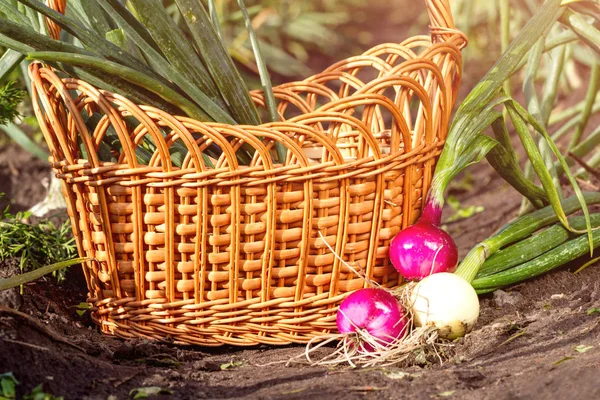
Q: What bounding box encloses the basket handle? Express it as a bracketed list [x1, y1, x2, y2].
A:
[425, 0, 467, 46]
[45, 0, 66, 40]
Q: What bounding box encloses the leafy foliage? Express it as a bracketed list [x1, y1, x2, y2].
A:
[0, 200, 77, 281]
[22, 385, 63, 400]
[0, 80, 25, 125]
[0, 375, 63, 400]
[0, 373, 18, 400]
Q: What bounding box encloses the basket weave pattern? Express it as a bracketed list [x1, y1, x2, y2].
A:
[31, 0, 465, 346]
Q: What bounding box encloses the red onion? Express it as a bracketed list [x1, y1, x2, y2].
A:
[336, 288, 407, 347]
[389, 199, 458, 281]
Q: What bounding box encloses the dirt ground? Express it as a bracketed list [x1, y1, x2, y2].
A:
[2, 1, 600, 399]
[1, 142, 600, 400]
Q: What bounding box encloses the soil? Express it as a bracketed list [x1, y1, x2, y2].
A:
[1, 155, 599, 400]
[0, 144, 51, 214]
[2, 2, 600, 399]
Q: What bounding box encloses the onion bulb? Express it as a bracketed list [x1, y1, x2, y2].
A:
[389, 222, 458, 280]
[389, 200, 458, 281]
[336, 288, 407, 348]
[410, 272, 479, 339]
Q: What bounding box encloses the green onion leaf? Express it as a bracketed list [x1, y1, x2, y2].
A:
[0, 49, 25, 82]
[431, 0, 564, 207]
[568, 62, 599, 149]
[127, 0, 224, 107]
[92, 0, 234, 124]
[487, 117, 548, 208]
[15, 0, 164, 82]
[27, 51, 211, 121]
[174, 0, 260, 125]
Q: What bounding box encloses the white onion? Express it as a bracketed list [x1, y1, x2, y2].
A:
[409, 272, 480, 339]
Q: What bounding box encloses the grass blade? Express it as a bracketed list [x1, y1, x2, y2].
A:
[207, 0, 225, 40]
[0, 16, 99, 54]
[68, 0, 116, 36]
[0, 0, 31, 26]
[105, 28, 144, 60]
[237, 0, 278, 123]
[0, 257, 87, 290]
[0, 31, 34, 55]
[41, 62, 182, 115]
[0, 123, 48, 160]
[0, 17, 190, 114]
[568, 61, 599, 149]
[17, 2, 42, 33]
[174, 0, 260, 125]
[235, 0, 286, 161]
[98, 0, 163, 55]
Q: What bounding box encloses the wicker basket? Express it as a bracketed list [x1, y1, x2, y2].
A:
[30, 0, 466, 346]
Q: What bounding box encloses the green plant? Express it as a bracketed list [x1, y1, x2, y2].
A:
[0, 373, 18, 400]
[0, 375, 63, 400]
[0, 201, 78, 281]
[434, 0, 600, 288]
[0, 80, 24, 125]
[0, 257, 86, 290]
[209, 0, 360, 78]
[22, 385, 63, 400]
[0, 1, 360, 162]
[0, 0, 276, 164]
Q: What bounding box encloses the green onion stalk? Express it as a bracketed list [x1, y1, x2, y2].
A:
[423, 0, 564, 228]
[412, 0, 596, 286]
[456, 193, 600, 284]
[472, 213, 600, 294]
[389, 0, 571, 281]
[0, 0, 285, 165]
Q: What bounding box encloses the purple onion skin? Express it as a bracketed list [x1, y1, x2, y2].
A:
[336, 288, 407, 347]
[389, 201, 458, 281]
